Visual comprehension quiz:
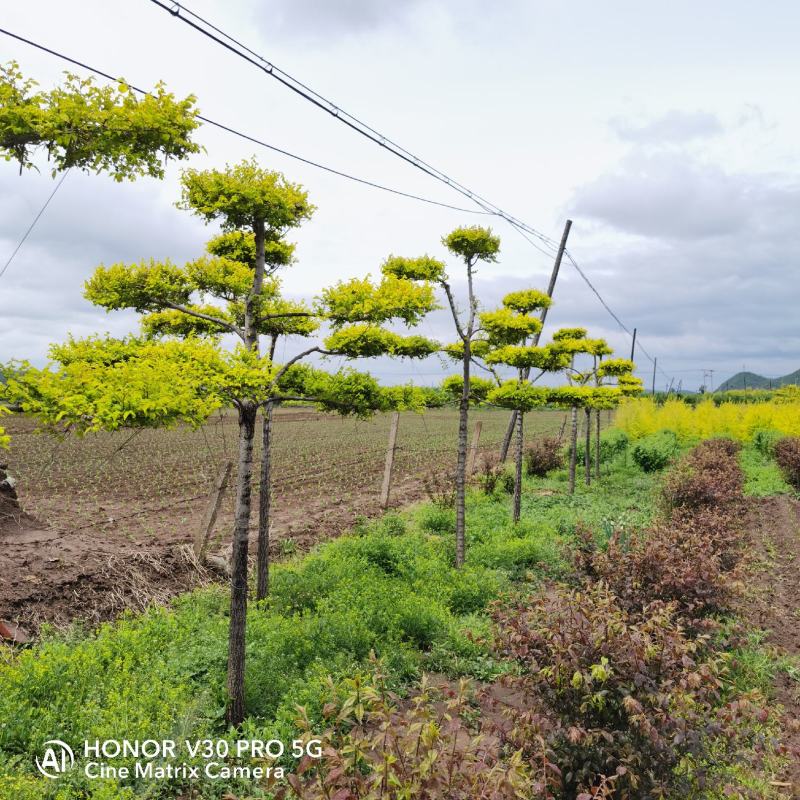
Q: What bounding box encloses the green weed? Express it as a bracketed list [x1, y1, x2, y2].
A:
[740, 445, 793, 496]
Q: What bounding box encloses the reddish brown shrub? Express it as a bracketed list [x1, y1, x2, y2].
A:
[525, 436, 564, 477]
[571, 522, 602, 580]
[280, 671, 535, 800]
[695, 437, 741, 458]
[579, 440, 747, 630]
[668, 505, 744, 571]
[478, 452, 506, 495]
[491, 585, 725, 800]
[660, 440, 743, 513]
[591, 524, 738, 629]
[774, 436, 800, 490]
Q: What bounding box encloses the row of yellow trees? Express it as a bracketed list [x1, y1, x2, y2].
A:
[0, 63, 643, 724]
[616, 395, 800, 441]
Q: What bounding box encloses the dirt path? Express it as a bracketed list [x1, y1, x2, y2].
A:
[746, 495, 800, 793]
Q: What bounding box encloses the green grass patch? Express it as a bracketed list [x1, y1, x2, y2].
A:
[740, 445, 793, 496]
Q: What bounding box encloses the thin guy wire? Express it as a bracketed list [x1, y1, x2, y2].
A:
[0, 170, 69, 279]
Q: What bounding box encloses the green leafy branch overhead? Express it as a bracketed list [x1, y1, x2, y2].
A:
[0, 61, 201, 180]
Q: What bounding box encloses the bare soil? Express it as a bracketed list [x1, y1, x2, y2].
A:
[0, 463, 429, 634]
[0, 408, 569, 635]
[0, 494, 216, 632]
[744, 495, 800, 794]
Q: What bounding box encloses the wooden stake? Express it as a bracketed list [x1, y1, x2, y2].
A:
[568, 406, 578, 494]
[380, 411, 401, 508]
[194, 460, 233, 560]
[466, 420, 483, 475]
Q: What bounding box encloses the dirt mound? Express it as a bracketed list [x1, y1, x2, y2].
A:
[0, 510, 218, 634]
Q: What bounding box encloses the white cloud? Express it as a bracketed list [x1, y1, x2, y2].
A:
[610, 110, 724, 144]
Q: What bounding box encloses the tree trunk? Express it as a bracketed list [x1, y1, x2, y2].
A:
[568, 406, 578, 495]
[225, 214, 266, 725]
[455, 347, 470, 568]
[513, 410, 524, 523]
[227, 401, 257, 726]
[245, 220, 266, 349]
[584, 407, 592, 486]
[595, 409, 601, 480]
[499, 410, 517, 463]
[256, 400, 273, 602]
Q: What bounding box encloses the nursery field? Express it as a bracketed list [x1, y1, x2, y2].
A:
[2, 398, 800, 799]
[0, 406, 572, 629]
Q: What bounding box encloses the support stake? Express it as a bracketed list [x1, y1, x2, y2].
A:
[466, 420, 483, 476]
[380, 412, 401, 509]
[194, 460, 233, 560]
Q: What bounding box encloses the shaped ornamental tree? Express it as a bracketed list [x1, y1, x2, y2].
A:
[0, 62, 202, 451]
[0, 61, 201, 179]
[384, 226, 500, 567]
[8, 160, 438, 726]
[593, 358, 642, 477]
[483, 290, 571, 522]
[545, 329, 610, 494]
[547, 331, 642, 493]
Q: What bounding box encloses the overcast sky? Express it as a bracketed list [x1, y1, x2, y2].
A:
[2, 0, 799, 390]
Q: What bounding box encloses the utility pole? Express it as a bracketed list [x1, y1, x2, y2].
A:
[500, 219, 572, 462]
[651, 358, 657, 396]
[630, 328, 637, 362]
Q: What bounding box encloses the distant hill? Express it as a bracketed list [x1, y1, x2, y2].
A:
[717, 368, 800, 391]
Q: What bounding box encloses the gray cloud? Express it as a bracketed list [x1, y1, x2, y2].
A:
[564, 154, 800, 387]
[245, 0, 429, 39]
[610, 110, 724, 144]
[0, 165, 210, 364]
[3, 0, 800, 394]
[570, 153, 763, 240]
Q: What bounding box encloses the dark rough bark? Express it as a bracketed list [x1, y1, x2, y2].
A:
[568, 406, 578, 495]
[256, 400, 273, 602]
[226, 217, 266, 726]
[595, 409, 601, 480]
[455, 345, 470, 568]
[584, 408, 592, 485]
[513, 410, 524, 523]
[226, 401, 257, 726]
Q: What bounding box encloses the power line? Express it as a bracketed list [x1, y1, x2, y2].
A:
[147, 0, 560, 248]
[563, 249, 634, 338]
[0, 169, 69, 280]
[146, 1, 679, 386]
[0, 27, 490, 216]
[504, 220, 561, 261]
[555, 242, 671, 384]
[2, 22, 674, 385]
